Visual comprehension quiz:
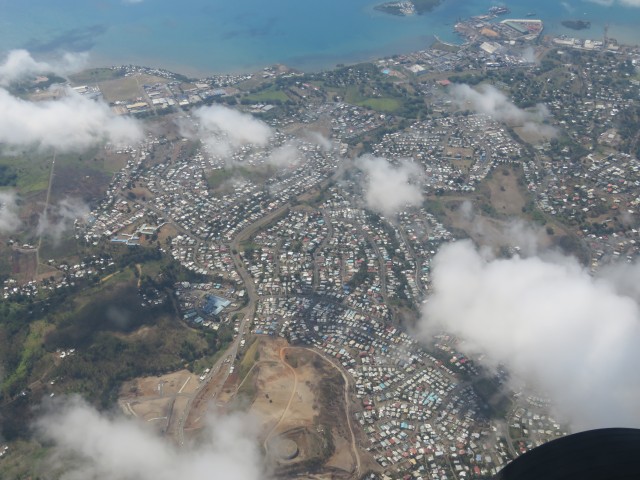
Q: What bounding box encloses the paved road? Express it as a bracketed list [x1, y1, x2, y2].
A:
[174, 206, 284, 444]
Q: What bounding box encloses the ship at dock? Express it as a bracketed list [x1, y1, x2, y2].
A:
[489, 6, 511, 16]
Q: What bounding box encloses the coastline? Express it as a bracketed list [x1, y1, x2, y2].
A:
[2, 0, 640, 78]
[82, 32, 443, 78]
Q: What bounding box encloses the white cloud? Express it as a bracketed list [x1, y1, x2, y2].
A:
[0, 87, 142, 152]
[356, 155, 423, 217]
[449, 84, 556, 138]
[36, 396, 266, 480]
[453, 201, 551, 256]
[0, 190, 21, 233]
[37, 197, 90, 243]
[584, 0, 640, 6]
[306, 131, 333, 151]
[0, 49, 87, 86]
[191, 105, 273, 157]
[265, 143, 301, 168]
[418, 240, 640, 431]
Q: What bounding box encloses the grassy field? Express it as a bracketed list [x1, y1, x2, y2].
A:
[237, 338, 260, 381]
[344, 86, 401, 113]
[1, 320, 52, 396]
[207, 168, 235, 188]
[0, 147, 110, 197]
[69, 68, 124, 85]
[244, 86, 289, 103]
[99, 74, 168, 103]
[207, 164, 276, 191]
[431, 40, 460, 53]
[234, 365, 258, 407]
[0, 440, 52, 479]
[0, 155, 50, 194]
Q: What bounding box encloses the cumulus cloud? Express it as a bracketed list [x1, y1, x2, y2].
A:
[596, 262, 640, 302]
[0, 49, 87, 86]
[191, 105, 273, 157]
[0, 88, 142, 151]
[454, 201, 548, 255]
[265, 143, 301, 168]
[502, 219, 546, 255]
[306, 131, 333, 151]
[35, 396, 265, 480]
[418, 240, 640, 430]
[37, 198, 90, 243]
[356, 155, 423, 217]
[449, 84, 556, 138]
[0, 190, 21, 233]
[585, 0, 640, 6]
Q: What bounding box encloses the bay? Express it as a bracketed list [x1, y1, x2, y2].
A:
[0, 0, 638, 76]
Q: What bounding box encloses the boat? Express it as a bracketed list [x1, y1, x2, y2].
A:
[526, 12, 536, 17]
[489, 6, 510, 15]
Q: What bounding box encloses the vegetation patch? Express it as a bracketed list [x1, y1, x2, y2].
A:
[0, 164, 18, 187]
[244, 86, 290, 104]
[69, 67, 125, 85]
[43, 281, 165, 349]
[345, 86, 401, 113]
[238, 338, 260, 381]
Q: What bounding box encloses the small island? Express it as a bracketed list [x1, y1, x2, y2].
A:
[375, 0, 442, 16]
[375, 1, 416, 16]
[561, 20, 591, 31]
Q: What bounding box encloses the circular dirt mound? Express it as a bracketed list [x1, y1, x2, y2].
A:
[271, 437, 299, 461]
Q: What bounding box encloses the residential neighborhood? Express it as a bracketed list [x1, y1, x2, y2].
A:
[2, 6, 640, 478]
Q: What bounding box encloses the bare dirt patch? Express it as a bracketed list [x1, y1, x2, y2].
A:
[119, 370, 199, 436]
[187, 338, 359, 476]
[513, 125, 555, 144]
[245, 361, 293, 436]
[121, 370, 199, 398]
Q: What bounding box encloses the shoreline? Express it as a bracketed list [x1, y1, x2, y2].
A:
[4, 2, 640, 79]
[82, 38, 444, 80]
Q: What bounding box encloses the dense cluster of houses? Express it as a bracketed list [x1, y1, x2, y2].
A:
[2, 255, 115, 301]
[6, 23, 640, 477]
[248, 291, 565, 478]
[373, 114, 523, 192]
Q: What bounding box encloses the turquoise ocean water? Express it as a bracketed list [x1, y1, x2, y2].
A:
[0, 0, 638, 76]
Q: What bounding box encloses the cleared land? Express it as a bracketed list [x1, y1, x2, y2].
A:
[119, 370, 200, 434]
[188, 337, 363, 477]
[99, 74, 169, 103]
[428, 165, 564, 252]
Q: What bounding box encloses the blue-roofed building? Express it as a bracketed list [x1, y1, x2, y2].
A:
[203, 295, 231, 316]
